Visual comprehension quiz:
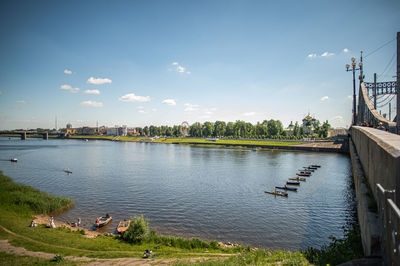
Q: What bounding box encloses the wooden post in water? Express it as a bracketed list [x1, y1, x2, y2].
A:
[21, 132, 26, 140]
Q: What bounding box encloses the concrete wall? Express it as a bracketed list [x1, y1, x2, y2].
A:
[350, 126, 400, 206]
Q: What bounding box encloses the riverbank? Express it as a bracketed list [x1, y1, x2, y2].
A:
[0, 134, 347, 153]
[0, 171, 312, 265]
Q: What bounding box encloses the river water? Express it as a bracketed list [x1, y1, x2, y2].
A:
[0, 137, 355, 250]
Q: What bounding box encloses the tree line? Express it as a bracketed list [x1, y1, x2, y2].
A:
[134, 119, 331, 139]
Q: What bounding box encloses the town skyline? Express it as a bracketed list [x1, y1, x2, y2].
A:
[0, 0, 399, 130]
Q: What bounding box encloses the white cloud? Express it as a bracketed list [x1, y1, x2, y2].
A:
[343, 48, 349, 53]
[152, 108, 157, 112]
[138, 110, 147, 114]
[80, 101, 104, 107]
[162, 99, 177, 106]
[184, 103, 200, 112]
[16, 100, 27, 104]
[320, 96, 329, 101]
[60, 84, 80, 93]
[64, 69, 72, 75]
[243, 112, 256, 116]
[172, 62, 191, 74]
[119, 93, 151, 102]
[137, 106, 144, 109]
[321, 52, 335, 57]
[307, 53, 317, 58]
[204, 108, 217, 115]
[331, 115, 343, 121]
[87, 77, 112, 85]
[84, 89, 100, 95]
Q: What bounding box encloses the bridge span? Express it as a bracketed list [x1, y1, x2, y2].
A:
[350, 126, 400, 265]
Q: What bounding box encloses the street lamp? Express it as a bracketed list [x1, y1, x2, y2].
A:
[346, 57, 362, 125]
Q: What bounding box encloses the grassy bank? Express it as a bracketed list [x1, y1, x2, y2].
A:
[0, 171, 363, 265]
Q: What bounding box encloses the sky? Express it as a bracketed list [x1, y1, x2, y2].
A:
[0, 0, 399, 130]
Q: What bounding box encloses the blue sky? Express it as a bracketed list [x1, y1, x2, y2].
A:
[0, 0, 399, 130]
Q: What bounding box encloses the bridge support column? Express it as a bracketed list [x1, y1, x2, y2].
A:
[21, 132, 26, 140]
[396, 32, 400, 134]
[43, 132, 48, 140]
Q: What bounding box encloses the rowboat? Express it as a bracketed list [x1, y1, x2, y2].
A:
[265, 190, 288, 197]
[311, 165, 321, 168]
[299, 171, 312, 175]
[275, 186, 297, 192]
[307, 166, 318, 170]
[287, 181, 300, 186]
[10, 158, 18, 162]
[302, 168, 314, 172]
[117, 220, 131, 234]
[95, 214, 112, 228]
[289, 177, 306, 181]
[296, 172, 311, 177]
[64, 169, 72, 174]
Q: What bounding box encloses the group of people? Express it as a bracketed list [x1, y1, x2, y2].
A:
[358, 121, 387, 131]
[29, 217, 81, 228]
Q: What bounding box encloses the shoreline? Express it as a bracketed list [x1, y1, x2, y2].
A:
[1, 134, 347, 153]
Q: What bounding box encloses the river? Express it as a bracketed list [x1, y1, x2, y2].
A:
[0, 137, 355, 250]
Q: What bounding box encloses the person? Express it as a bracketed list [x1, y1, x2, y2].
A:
[78, 218, 81, 227]
[377, 122, 385, 130]
[50, 216, 56, 228]
[30, 220, 36, 227]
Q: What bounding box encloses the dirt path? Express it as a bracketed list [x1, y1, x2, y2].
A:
[0, 223, 231, 265]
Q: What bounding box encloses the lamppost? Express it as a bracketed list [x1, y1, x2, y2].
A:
[346, 57, 363, 125]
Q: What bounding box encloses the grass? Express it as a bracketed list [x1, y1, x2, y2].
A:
[0, 251, 79, 266]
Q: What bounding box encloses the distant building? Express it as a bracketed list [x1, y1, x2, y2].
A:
[302, 114, 317, 135]
[66, 123, 72, 129]
[285, 121, 295, 136]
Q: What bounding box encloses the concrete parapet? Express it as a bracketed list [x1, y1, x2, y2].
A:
[349, 138, 383, 257]
[350, 126, 400, 206]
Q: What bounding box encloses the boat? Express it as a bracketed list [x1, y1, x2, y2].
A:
[296, 172, 311, 177]
[64, 169, 72, 174]
[289, 177, 306, 181]
[95, 214, 112, 228]
[10, 158, 18, 162]
[307, 166, 318, 170]
[264, 190, 288, 197]
[311, 165, 321, 168]
[117, 220, 131, 234]
[275, 186, 297, 192]
[302, 167, 314, 172]
[286, 181, 300, 186]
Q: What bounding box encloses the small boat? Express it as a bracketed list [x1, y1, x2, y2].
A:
[289, 177, 306, 181]
[117, 220, 131, 234]
[64, 169, 72, 174]
[10, 158, 18, 162]
[307, 166, 318, 170]
[287, 181, 300, 186]
[275, 186, 297, 192]
[95, 214, 112, 228]
[297, 172, 311, 177]
[265, 190, 288, 197]
[302, 167, 314, 172]
[311, 165, 321, 168]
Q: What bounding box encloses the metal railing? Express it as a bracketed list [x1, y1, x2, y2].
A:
[377, 184, 400, 265]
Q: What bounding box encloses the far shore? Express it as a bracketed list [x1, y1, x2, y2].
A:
[0, 134, 347, 153]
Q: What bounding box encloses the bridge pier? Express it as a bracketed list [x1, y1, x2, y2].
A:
[43, 132, 48, 140]
[21, 132, 26, 140]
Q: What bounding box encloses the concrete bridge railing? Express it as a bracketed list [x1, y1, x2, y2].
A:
[350, 126, 400, 264]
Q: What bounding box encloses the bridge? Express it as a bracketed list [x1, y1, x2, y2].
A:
[349, 32, 400, 265]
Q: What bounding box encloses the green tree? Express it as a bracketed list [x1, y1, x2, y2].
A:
[319, 120, 331, 138]
[202, 122, 214, 137]
[143, 126, 149, 136]
[225, 122, 234, 137]
[189, 122, 202, 137]
[293, 122, 300, 137]
[213, 121, 226, 137]
[122, 215, 149, 244]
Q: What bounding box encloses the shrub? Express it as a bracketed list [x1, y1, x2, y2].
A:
[121, 215, 149, 244]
